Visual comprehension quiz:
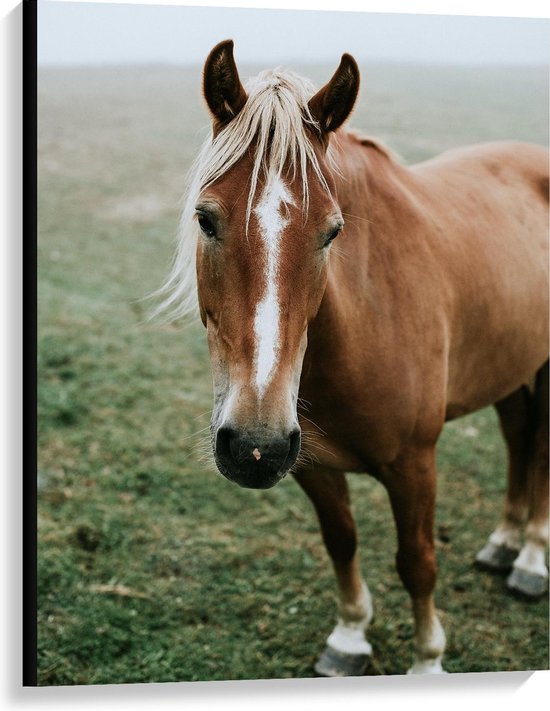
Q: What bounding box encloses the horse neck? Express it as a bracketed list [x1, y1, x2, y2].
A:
[331, 130, 407, 216]
[327, 131, 406, 277]
[310, 131, 420, 338]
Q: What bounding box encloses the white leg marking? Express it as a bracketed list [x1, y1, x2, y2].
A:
[513, 541, 548, 577]
[513, 520, 549, 578]
[326, 622, 373, 656]
[475, 520, 523, 571]
[408, 598, 447, 675]
[326, 580, 373, 656]
[489, 522, 522, 550]
[253, 177, 293, 396]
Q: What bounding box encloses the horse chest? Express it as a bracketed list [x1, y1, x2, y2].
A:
[299, 364, 418, 470]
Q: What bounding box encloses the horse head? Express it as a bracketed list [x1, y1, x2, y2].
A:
[193, 40, 359, 488]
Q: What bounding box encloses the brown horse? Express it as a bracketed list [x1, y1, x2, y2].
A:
[158, 41, 549, 675]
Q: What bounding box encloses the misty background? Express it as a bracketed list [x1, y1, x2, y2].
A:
[39, 1, 549, 68]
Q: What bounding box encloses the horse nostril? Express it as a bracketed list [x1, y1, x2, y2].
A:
[284, 427, 301, 469]
[289, 428, 301, 458]
[217, 425, 256, 466]
[216, 425, 238, 463]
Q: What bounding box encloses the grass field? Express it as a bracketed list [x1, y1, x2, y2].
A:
[37, 62, 549, 685]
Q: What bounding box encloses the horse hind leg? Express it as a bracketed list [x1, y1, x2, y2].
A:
[293, 467, 373, 677]
[476, 362, 549, 598]
[475, 386, 530, 572]
[507, 362, 549, 598]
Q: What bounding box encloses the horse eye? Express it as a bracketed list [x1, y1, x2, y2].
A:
[197, 213, 217, 239]
[324, 224, 342, 247]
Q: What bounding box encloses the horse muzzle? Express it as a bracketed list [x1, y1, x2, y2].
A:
[214, 424, 301, 489]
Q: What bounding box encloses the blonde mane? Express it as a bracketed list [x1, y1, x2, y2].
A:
[152, 68, 335, 322]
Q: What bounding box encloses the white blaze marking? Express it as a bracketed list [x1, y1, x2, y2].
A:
[253, 177, 293, 395]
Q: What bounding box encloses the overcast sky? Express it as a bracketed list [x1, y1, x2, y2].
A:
[38, 0, 550, 66]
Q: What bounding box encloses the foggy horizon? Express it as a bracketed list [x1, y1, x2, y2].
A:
[39, 1, 550, 68]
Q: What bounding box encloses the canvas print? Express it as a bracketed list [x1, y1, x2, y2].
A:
[33, 0, 549, 685]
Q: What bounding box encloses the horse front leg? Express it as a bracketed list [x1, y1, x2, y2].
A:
[293, 466, 373, 677]
[381, 446, 446, 674]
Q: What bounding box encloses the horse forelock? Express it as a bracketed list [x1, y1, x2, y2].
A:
[152, 68, 337, 322]
[199, 68, 332, 221]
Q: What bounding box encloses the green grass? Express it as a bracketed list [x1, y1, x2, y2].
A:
[37, 63, 549, 685]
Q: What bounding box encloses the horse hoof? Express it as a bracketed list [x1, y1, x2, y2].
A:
[506, 567, 548, 599]
[314, 646, 370, 677]
[474, 542, 518, 573]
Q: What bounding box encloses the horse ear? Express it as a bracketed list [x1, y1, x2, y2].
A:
[203, 40, 247, 129]
[308, 54, 360, 136]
